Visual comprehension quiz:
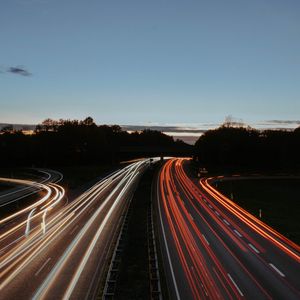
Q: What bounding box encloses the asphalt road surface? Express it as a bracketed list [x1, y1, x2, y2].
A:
[156, 158, 300, 300]
[0, 169, 63, 207]
[0, 160, 151, 299]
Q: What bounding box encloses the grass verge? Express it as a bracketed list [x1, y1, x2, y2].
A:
[216, 178, 300, 245]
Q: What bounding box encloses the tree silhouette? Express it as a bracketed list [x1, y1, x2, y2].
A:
[195, 125, 300, 171]
[0, 117, 191, 167]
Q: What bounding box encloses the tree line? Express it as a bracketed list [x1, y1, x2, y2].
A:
[194, 124, 300, 172]
[0, 117, 191, 167]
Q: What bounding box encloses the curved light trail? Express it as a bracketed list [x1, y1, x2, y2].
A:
[157, 158, 300, 300]
[0, 159, 154, 299]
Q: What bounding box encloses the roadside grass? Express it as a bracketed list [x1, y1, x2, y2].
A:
[56, 164, 120, 190]
[0, 184, 12, 192]
[216, 178, 300, 245]
[0, 168, 40, 180]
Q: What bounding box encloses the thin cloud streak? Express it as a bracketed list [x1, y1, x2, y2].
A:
[7, 66, 32, 76]
[263, 120, 300, 125]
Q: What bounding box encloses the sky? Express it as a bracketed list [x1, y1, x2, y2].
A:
[1, 0, 300, 126]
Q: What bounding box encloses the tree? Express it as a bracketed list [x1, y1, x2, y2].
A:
[36, 118, 58, 132]
[1, 125, 13, 133]
[81, 117, 95, 126]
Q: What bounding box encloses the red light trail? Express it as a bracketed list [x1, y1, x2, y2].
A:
[157, 158, 300, 299]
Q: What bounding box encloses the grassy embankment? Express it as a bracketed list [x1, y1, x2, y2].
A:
[0, 184, 12, 193]
[216, 178, 300, 245]
[57, 164, 119, 189]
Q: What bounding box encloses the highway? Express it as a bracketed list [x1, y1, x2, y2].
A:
[0, 169, 63, 207]
[156, 158, 300, 299]
[0, 169, 65, 256]
[0, 160, 150, 299]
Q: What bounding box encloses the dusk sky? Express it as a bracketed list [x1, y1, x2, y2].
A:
[1, 0, 299, 126]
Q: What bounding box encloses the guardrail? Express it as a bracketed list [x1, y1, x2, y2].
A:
[102, 203, 132, 299]
[148, 201, 163, 300]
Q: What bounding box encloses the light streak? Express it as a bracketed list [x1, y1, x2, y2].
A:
[32, 160, 148, 299]
[157, 158, 297, 299]
[34, 258, 51, 277]
[201, 178, 300, 262]
[25, 209, 36, 236]
[41, 209, 47, 234]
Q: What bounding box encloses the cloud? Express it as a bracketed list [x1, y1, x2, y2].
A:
[121, 125, 207, 134]
[7, 66, 32, 76]
[265, 120, 300, 125]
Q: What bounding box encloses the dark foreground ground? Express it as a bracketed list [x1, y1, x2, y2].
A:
[216, 178, 300, 245]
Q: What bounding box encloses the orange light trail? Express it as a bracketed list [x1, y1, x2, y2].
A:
[158, 158, 299, 299]
[201, 178, 300, 262]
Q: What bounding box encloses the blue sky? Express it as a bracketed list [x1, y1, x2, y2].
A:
[1, 0, 299, 125]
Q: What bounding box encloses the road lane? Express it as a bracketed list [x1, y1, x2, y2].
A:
[156, 158, 300, 299]
[0, 181, 66, 256]
[0, 159, 153, 299]
[0, 169, 62, 207]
